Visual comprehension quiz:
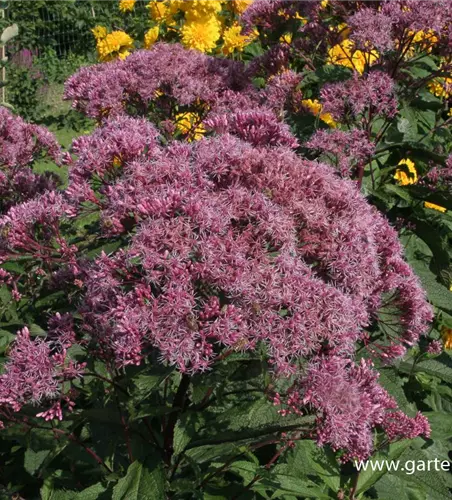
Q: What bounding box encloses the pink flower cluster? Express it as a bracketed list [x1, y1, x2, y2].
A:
[0, 327, 84, 426]
[0, 42, 435, 459]
[0, 107, 62, 213]
[64, 43, 254, 123]
[68, 104, 431, 459]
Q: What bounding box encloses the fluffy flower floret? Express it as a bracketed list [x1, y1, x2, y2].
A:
[303, 356, 398, 461]
[0, 327, 84, 416]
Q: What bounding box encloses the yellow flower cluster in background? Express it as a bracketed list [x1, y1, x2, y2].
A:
[95, 0, 257, 57]
[119, 0, 136, 13]
[428, 77, 452, 99]
[301, 99, 337, 128]
[327, 38, 379, 75]
[394, 158, 418, 186]
[95, 30, 134, 62]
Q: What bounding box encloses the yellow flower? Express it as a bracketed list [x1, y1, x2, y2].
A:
[96, 31, 134, 62]
[119, 0, 136, 13]
[424, 201, 447, 213]
[92, 25, 107, 40]
[144, 26, 159, 49]
[411, 29, 438, 50]
[222, 23, 253, 54]
[428, 77, 452, 99]
[394, 158, 418, 186]
[113, 155, 122, 168]
[231, 0, 253, 15]
[181, 0, 222, 21]
[181, 14, 221, 52]
[280, 33, 292, 44]
[327, 39, 379, 74]
[320, 0, 329, 8]
[147, 0, 177, 24]
[301, 99, 337, 128]
[175, 112, 205, 141]
[442, 326, 452, 350]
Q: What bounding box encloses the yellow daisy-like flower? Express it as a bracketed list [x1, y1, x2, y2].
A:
[301, 99, 337, 128]
[320, 0, 329, 8]
[92, 25, 107, 41]
[280, 33, 292, 44]
[181, 0, 222, 21]
[327, 39, 379, 75]
[181, 14, 221, 52]
[441, 326, 452, 350]
[119, 0, 136, 13]
[424, 201, 447, 213]
[411, 29, 438, 50]
[222, 23, 254, 54]
[144, 26, 159, 49]
[96, 30, 134, 62]
[394, 158, 418, 186]
[147, 0, 178, 24]
[231, 0, 253, 15]
[428, 77, 452, 99]
[175, 112, 206, 141]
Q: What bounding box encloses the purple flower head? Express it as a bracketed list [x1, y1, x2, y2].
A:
[427, 340, 442, 355]
[303, 356, 397, 461]
[205, 110, 298, 148]
[0, 327, 84, 417]
[64, 44, 253, 123]
[67, 116, 431, 381]
[348, 7, 395, 52]
[0, 108, 62, 213]
[306, 129, 375, 177]
[320, 71, 398, 123]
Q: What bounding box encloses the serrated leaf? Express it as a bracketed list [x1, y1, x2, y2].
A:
[112, 456, 166, 500]
[75, 483, 107, 500]
[356, 440, 411, 494]
[173, 412, 202, 456]
[399, 356, 452, 384]
[0, 328, 14, 354]
[411, 260, 452, 313]
[24, 448, 50, 475]
[286, 440, 340, 492]
[422, 412, 452, 440]
[391, 448, 451, 499]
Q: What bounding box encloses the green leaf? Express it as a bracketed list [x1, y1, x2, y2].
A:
[75, 483, 108, 500]
[24, 448, 50, 475]
[378, 368, 413, 413]
[398, 356, 452, 385]
[256, 465, 330, 498]
[422, 412, 452, 440]
[0, 328, 14, 354]
[391, 448, 451, 499]
[411, 260, 452, 313]
[356, 440, 411, 494]
[112, 457, 166, 500]
[286, 440, 340, 493]
[173, 412, 202, 456]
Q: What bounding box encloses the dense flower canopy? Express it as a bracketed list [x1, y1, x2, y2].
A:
[0, 28, 438, 462]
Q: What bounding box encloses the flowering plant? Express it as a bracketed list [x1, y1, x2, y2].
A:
[2, 1, 452, 499]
